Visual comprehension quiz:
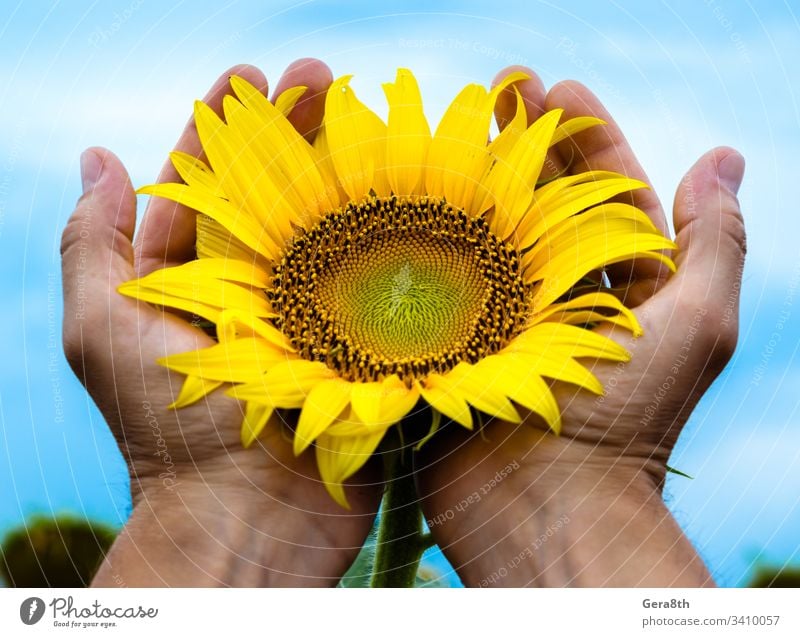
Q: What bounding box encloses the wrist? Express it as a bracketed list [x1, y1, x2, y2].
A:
[512, 430, 669, 495]
[128, 453, 269, 508]
[420, 423, 710, 587]
[101, 456, 372, 587]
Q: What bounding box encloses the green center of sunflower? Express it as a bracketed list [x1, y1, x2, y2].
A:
[271, 196, 527, 382]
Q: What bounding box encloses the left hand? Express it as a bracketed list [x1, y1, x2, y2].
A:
[61, 60, 381, 587]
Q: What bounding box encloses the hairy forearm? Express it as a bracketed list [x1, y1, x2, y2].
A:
[92, 480, 355, 587]
[467, 473, 711, 587]
[424, 438, 713, 587]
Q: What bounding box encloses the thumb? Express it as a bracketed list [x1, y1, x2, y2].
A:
[672, 146, 746, 288]
[61, 148, 137, 368]
[644, 146, 746, 368]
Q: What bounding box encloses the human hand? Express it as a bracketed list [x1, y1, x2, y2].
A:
[61, 61, 381, 587]
[416, 66, 746, 587]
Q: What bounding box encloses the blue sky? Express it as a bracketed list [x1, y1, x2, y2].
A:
[1, 0, 799, 587]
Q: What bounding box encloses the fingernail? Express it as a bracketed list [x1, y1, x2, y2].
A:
[80, 150, 103, 193]
[718, 152, 745, 195]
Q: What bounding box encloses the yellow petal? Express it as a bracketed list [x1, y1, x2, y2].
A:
[229, 359, 335, 408]
[426, 71, 528, 213]
[137, 182, 277, 259]
[222, 95, 308, 220]
[274, 85, 307, 117]
[487, 72, 532, 107]
[196, 214, 266, 268]
[495, 347, 604, 396]
[231, 76, 336, 214]
[525, 169, 620, 210]
[215, 309, 294, 351]
[324, 75, 388, 201]
[169, 151, 224, 196]
[158, 338, 287, 383]
[527, 221, 676, 306]
[311, 122, 347, 204]
[486, 87, 527, 160]
[383, 68, 431, 196]
[425, 83, 486, 201]
[543, 309, 637, 334]
[197, 98, 299, 248]
[117, 263, 274, 323]
[342, 375, 419, 432]
[315, 428, 387, 508]
[508, 322, 631, 362]
[524, 202, 660, 267]
[168, 374, 224, 409]
[549, 116, 605, 146]
[156, 258, 271, 287]
[517, 175, 649, 248]
[349, 381, 383, 425]
[323, 406, 372, 437]
[529, 291, 642, 337]
[445, 362, 521, 424]
[240, 401, 274, 448]
[224, 82, 334, 225]
[485, 109, 563, 238]
[418, 377, 473, 430]
[472, 355, 561, 433]
[342, 374, 419, 435]
[294, 378, 353, 455]
[378, 375, 420, 425]
[472, 87, 527, 214]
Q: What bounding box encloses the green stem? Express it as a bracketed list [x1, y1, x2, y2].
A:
[370, 449, 428, 588]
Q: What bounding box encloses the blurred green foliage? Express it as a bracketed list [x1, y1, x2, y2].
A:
[748, 564, 800, 588]
[0, 516, 117, 587]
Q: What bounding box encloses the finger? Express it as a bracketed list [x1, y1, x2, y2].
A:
[545, 80, 671, 303]
[545, 80, 667, 232]
[62, 147, 137, 373]
[492, 65, 546, 129]
[134, 64, 268, 277]
[491, 65, 565, 179]
[272, 57, 333, 143]
[645, 147, 745, 369]
[62, 148, 216, 440]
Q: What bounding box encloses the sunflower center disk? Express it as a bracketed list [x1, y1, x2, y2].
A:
[272, 197, 528, 383]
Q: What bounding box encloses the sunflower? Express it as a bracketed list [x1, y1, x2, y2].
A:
[120, 69, 675, 507]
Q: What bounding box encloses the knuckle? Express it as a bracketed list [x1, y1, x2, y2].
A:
[60, 199, 91, 258]
[699, 309, 738, 371]
[712, 319, 739, 364]
[63, 308, 108, 383]
[670, 296, 738, 372]
[60, 218, 81, 259]
[723, 207, 747, 258]
[62, 289, 107, 375]
[62, 323, 86, 376]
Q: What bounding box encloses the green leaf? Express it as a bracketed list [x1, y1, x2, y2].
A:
[415, 410, 441, 451]
[666, 464, 694, 479]
[337, 521, 378, 588]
